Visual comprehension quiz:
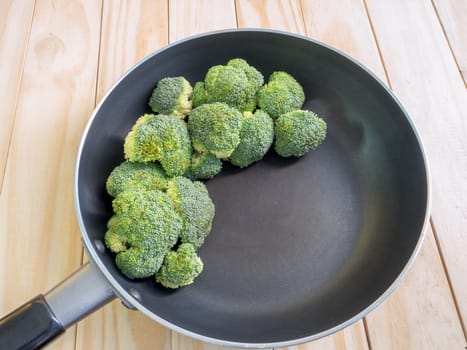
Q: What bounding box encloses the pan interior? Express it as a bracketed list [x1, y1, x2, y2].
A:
[77, 31, 427, 344]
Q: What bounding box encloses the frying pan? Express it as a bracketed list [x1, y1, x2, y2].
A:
[0, 29, 430, 349]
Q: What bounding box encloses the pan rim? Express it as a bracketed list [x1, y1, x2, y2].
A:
[74, 28, 431, 348]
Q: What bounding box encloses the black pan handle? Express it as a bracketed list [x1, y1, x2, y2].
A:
[0, 295, 64, 349]
[0, 262, 116, 349]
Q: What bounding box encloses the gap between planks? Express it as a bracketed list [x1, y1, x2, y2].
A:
[430, 218, 467, 340]
[430, 0, 467, 89]
[361, 0, 392, 88]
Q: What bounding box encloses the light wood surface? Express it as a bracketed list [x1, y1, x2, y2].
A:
[1, 1, 466, 349]
[431, 0, 467, 86]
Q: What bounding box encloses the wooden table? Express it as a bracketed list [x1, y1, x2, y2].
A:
[1, 1, 466, 349]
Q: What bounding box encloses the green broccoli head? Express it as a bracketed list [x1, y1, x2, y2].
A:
[230, 110, 274, 168]
[124, 114, 192, 176]
[106, 161, 167, 197]
[274, 110, 327, 157]
[227, 58, 264, 90]
[104, 189, 182, 278]
[167, 176, 215, 249]
[155, 243, 203, 289]
[192, 82, 208, 108]
[258, 71, 305, 119]
[148, 77, 192, 118]
[188, 102, 243, 158]
[186, 152, 222, 180]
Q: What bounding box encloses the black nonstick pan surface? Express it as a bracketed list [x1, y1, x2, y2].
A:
[73, 29, 430, 347]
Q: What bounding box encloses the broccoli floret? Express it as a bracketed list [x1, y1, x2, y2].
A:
[167, 177, 215, 249]
[204, 65, 253, 112]
[124, 114, 192, 176]
[230, 110, 274, 168]
[192, 59, 262, 112]
[188, 103, 243, 158]
[274, 110, 327, 157]
[258, 71, 305, 119]
[106, 161, 167, 197]
[148, 77, 192, 118]
[104, 190, 182, 278]
[192, 82, 207, 108]
[227, 58, 264, 90]
[186, 152, 222, 180]
[155, 243, 203, 289]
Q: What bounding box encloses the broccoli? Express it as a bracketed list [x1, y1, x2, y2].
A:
[167, 176, 215, 249]
[106, 161, 167, 197]
[155, 243, 203, 289]
[124, 114, 192, 176]
[192, 81, 208, 108]
[186, 152, 222, 180]
[192, 59, 261, 112]
[230, 110, 274, 168]
[274, 110, 327, 157]
[148, 77, 192, 118]
[227, 58, 263, 90]
[188, 102, 243, 158]
[258, 71, 305, 119]
[104, 189, 182, 279]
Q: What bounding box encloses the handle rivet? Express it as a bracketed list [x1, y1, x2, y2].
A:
[129, 288, 142, 303]
[94, 239, 105, 253]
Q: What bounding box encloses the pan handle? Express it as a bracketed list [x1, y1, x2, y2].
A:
[0, 262, 116, 349]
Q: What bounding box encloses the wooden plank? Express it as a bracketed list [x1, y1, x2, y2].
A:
[275, 322, 368, 350]
[75, 1, 170, 350]
[169, 0, 237, 42]
[365, 0, 467, 334]
[235, 0, 306, 35]
[432, 0, 467, 85]
[0, 0, 35, 189]
[0, 1, 102, 349]
[365, 227, 465, 349]
[76, 299, 171, 350]
[172, 334, 239, 350]
[300, 0, 385, 82]
[169, 0, 238, 348]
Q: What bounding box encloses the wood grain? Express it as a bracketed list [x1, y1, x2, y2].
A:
[300, 0, 385, 82]
[365, 0, 467, 333]
[275, 322, 368, 350]
[75, 1, 169, 350]
[365, 227, 465, 349]
[235, 0, 306, 35]
[432, 0, 467, 85]
[76, 299, 171, 350]
[169, 0, 237, 42]
[0, 0, 35, 189]
[0, 1, 102, 349]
